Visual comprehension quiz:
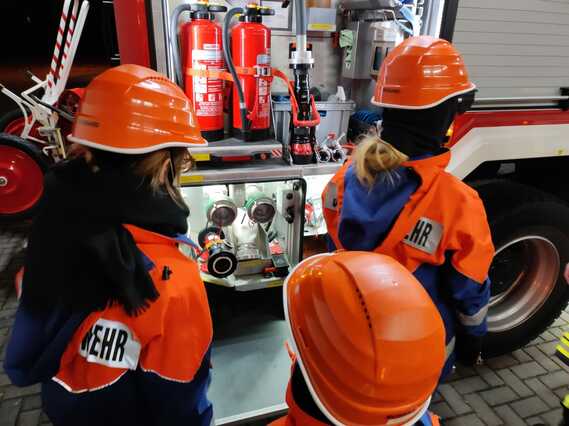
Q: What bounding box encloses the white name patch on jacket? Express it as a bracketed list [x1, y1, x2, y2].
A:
[324, 182, 338, 211]
[79, 319, 141, 370]
[404, 217, 443, 254]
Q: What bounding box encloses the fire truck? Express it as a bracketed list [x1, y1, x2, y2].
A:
[2, 0, 569, 422]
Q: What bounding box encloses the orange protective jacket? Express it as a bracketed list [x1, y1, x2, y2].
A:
[323, 152, 494, 283]
[1, 225, 217, 426]
[322, 151, 494, 377]
[54, 225, 213, 392]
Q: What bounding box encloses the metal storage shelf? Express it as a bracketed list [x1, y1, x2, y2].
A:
[210, 312, 291, 425]
[202, 271, 284, 292]
[189, 137, 283, 157]
[181, 158, 342, 185]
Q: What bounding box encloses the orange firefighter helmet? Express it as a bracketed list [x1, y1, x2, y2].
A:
[68, 64, 206, 153]
[284, 251, 446, 426]
[372, 35, 475, 109]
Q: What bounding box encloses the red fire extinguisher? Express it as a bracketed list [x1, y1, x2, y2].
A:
[171, 3, 227, 141]
[224, 4, 274, 141]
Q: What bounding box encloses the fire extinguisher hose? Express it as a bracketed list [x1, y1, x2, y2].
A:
[185, 66, 321, 128]
[223, 7, 251, 133]
[170, 3, 193, 88]
[272, 68, 321, 128]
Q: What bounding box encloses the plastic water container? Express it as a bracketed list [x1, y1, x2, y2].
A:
[272, 99, 355, 146]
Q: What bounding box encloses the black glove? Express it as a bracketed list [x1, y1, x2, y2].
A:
[455, 333, 483, 366]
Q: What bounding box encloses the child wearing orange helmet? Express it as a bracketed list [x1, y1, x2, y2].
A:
[5, 65, 214, 425]
[271, 251, 446, 425]
[323, 36, 494, 379]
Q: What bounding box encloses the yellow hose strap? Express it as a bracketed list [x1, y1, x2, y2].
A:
[186, 66, 258, 81]
[186, 69, 234, 81]
[556, 344, 569, 362]
[563, 394, 569, 409]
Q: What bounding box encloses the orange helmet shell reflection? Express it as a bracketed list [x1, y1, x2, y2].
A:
[68, 64, 206, 154]
[372, 36, 475, 110]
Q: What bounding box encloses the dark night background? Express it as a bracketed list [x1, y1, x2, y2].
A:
[0, 0, 117, 116]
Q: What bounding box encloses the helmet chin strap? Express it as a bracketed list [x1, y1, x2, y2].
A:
[168, 149, 176, 185]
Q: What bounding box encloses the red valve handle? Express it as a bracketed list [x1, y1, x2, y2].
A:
[272, 68, 321, 128]
[291, 95, 321, 128]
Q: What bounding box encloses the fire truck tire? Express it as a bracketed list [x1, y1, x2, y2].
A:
[470, 179, 569, 357]
[0, 133, 49, 222]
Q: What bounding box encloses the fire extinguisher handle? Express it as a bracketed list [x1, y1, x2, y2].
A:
[291, 96, 321, 128]
[259, 7, 276, 15]
[208, 5, 228, 12]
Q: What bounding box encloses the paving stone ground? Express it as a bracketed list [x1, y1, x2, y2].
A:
[1, 225, 569, 426]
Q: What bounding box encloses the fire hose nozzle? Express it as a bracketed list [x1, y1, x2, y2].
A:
[315, 134, 345, 163]
[330, 148, 346, 162]
[198, 227, 238, 279]
[316, 146, 332, 162]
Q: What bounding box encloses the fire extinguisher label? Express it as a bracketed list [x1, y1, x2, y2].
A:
[192, 48, 224, 117]
[257, 78, 270, 118]
[192, 49, 222, 61]
[257, 54, 271, 65]
[256, 52, 271, 122]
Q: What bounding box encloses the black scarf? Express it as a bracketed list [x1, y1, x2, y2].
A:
[381, 97, 460, 158]
[21, 156, 189, 316]
[291, 363, 333, 424]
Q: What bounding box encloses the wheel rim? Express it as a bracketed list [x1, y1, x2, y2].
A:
[488, 236, 560, 333]
[4, 117, 41, 139]
[4, 118, 26, 136]
[0, 145, 44, 215]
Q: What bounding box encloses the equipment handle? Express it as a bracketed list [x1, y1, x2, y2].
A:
[259, 7, 275, 15]
[291, 95, 321, 128]
[208, 4, 227, 12]
[271, 68, 320, 128]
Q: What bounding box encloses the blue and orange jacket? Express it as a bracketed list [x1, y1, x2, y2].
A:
[270, 383, 440, 426]
[4, 225, 213, 426]
[322, 151, 494, 378]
